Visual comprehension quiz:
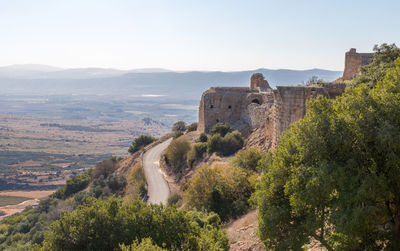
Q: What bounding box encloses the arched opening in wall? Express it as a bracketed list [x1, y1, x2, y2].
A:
[228, 105, 232, 109]
[216, 119, 219, 123]
[210, 105, 214, 109]
[251, 99, 260, 105]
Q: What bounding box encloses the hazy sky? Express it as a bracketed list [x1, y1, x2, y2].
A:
[1, 0, 399, 71]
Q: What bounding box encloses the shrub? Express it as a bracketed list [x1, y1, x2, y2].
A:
[120, 238, 166, 251]
[221, 131, 244, 155]
[172, 121, 186, 132]
[90, 174, 127, 198]
[232, 147, 264, 172]
[53, 171, 91, 199]
[210, 123, 232, 137]
[172, 131, 184, 139]
[207, 130, 244, 156]
[167, 193, 182, 206]
[185, 163, 253, 221]
[199, 133, 208, 143]
[128, 135, 156, 154]
[92, 159, 118, 179]
[126, 164, 147, 200]
[187, 142, 207, 168]
[207, 134, 223, 154]
[164, 138, 191, 169]
[186, 122, 198, 132]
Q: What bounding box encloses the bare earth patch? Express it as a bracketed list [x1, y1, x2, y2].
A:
[0, 190, 55, 221]
[225, 210, 265, 251]
[0, 190, 55, 199]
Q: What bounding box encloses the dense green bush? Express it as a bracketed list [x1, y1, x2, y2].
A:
[210, 123, 232, 137]
[164, 137, 191, 169]
[186, 122, 198, 132]
[172, 130, 184, 139]
[53, 171, 91, 199]
[172, 121, 186, 132]
[187, 142, 207, 168]
[222, 131, 244, 155]
[232, 147, 264, 172]
[128, 135, 156, 154]
[207, 131, 244, 156]
[167, 193, 182, 206]
[90, 174, 127, 198]
[207, 133, 223, 154]
[185, 163, 254, 221]
[199, 133, 208, 142]
[125, 164, 147, 200]
[91, 158, 118, 179]
[39, 198, 228, 251]
[120, 238, 166, 251]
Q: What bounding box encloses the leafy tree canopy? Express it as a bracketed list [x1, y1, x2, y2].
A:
[128, 135, 156, 154]
[39, 197, 228, 251]
[172, 121, 187, 132]
[252, 44, 400, 250]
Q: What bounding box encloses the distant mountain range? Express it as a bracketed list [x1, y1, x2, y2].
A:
[0, 64, 342, 100]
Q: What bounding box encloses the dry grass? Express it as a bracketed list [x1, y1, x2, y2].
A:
[0, 190, 55, 199]
[0, 195, 30, 207]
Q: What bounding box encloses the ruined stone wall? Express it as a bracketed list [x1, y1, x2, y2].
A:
[197, 87, 252, 133]
[197, 86, 274, 136]
[317, 82, 347, 99]
[198, 75, 348, 151]
[342, 48, 373, 80]
[271, 86, 329, 149]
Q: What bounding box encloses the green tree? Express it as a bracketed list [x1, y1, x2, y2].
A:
[199, 133, 208, 143]
[305, 75, 323, 86]
[128, 135, 156, 154]
[352, 43, 400, 88]
[120, 238, 166, 251]
[253, 48, 400, 250]
[186, 122, 198, 132]
[232, 147, 264, 172]
[172, 121, 186, 132]
[207, 130, 244, 156]
[164, 137, 191, 169]
[186, 163, 253, 220]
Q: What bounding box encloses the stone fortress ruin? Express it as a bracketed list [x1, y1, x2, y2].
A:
[198, 48, 373, 150]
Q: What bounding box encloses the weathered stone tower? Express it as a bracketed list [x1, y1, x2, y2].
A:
[342, 48, 373, 80]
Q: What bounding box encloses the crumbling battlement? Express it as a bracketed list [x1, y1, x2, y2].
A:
[342, 48, 373, 80]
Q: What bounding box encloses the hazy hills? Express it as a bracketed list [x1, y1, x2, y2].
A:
[0, 64, 342, 100]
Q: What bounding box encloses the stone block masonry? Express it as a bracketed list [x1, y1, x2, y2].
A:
[342, 48, 373, 81]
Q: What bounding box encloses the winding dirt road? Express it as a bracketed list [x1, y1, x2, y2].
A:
[143, 138, 172, 204]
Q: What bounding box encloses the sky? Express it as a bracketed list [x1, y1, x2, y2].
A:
[0, 0, 399, 71]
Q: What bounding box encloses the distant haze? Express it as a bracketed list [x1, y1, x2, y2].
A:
[0, 64, 342, 100]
